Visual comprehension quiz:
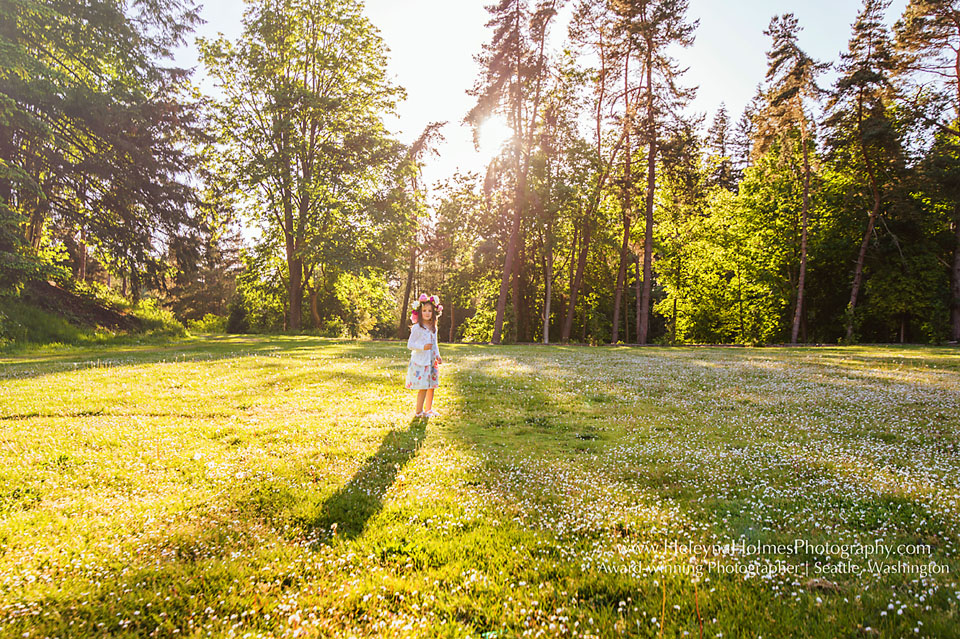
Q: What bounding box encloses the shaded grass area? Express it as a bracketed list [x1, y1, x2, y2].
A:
[0, 337, 958, 637]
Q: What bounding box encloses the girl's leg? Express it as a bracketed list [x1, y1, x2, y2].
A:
[423, 388, 434, 411]
[416, 390, 427, 414]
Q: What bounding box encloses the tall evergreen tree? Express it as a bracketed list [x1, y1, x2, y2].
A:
[467, 0, 561, 344]
[895, 0, 960, 340]
[706, 103, 737, 191]
[825, 0, 902, 342]
[610, 0, 698, 344]
[732, 86, 762, 175]
[757, 14, 827, 344]
[0, 0, 204, 299]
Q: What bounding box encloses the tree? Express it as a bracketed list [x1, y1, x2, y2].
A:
[895, 0, 960, 341]
[561, 0, 630, 343]
[757, 14, 827, 344]
[706, 103, 737, 191]
[397, 122, 446, 338]
[200, 0, 402, 331]
[0, 0, 204, 299]
[467, 0, 561, 344]
[825, 0, 902, 342]
[653, 125, 708, 343]
[612, 0, 698, 344]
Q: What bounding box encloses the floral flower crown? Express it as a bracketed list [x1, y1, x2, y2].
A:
[410, 293, 442, 323]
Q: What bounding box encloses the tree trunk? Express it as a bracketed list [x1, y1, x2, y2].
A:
[449, 301, 455, 343]
[309, 287, 321, 328]
[639, 53, 656, 345]
[790, 108, 810, 345]
[612, 218, 631, 343]
[672, 297, 677, 343]
[492, 202, 521, 344]
[399, 245, 416, 337]
[737, 261, 744, 342]
[285, 236, 302, 331]
[844, 192, 879, 342]
[543, 243, 553, 344]
[845, 110, 882, 343]
[672, 252, 680, 342]
[78, 227, 87, 282]
[951, 207, 960, 341]
[514, 231, 524, 341]
[493, 3, 529, 345]
[612, 52, 634, 344]
[562, 221, 593, 342]
[280, 115, 301, 331]
[130, 265, 141, 304]
[624, 261, 630, 344]
[635, 253, 642, 343]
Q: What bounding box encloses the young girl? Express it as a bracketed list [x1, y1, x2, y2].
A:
[405, 293, 443, 417]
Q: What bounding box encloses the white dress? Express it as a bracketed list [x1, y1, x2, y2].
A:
[405, 323, 440, 390]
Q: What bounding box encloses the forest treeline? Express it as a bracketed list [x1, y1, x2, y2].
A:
[1, 0, 959, 346]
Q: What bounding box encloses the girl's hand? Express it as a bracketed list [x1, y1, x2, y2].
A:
[436, 356, 442, 366]
[422, 344, 431, 351]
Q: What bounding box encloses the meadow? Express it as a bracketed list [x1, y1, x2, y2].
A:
[1, 336, 958, 638]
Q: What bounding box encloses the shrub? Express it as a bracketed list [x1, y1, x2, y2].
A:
[129, 299, 187, 337]
[318, 316, 347, 338]
[226, 298, 250, 334]
[188, 313, 227, 334]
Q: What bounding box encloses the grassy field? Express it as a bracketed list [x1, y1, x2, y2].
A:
[1, 336, 959, 638]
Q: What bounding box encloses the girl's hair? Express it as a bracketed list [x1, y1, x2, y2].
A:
[415, 300, 437, 333]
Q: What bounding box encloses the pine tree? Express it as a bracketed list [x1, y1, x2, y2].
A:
[756, 14, 828, 344]
[825, 0, 902, 342]
[895, 0, 960, 341]
[466, 0, 561, 344]
[610, 0, 698, 344]
[706, 103, 737, 191]
[0, 0, 204, 299]
[732, 86, 762, 175]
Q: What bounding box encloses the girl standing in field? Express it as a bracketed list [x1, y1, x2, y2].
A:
[406, 293, 443, 417]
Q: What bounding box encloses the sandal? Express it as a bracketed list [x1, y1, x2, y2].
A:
[424, 409, 439, 417]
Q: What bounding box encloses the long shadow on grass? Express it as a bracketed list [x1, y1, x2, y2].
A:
[0, 335, 410, 382]
[309, 416, 427, 541]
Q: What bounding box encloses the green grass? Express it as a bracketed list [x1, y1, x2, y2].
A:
[1, 337, 958, 638]
[0, 299, 186, 350]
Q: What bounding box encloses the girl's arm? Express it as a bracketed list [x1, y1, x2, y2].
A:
[407, 326, 423, 350]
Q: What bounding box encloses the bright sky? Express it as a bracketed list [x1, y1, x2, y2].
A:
[174, 0, 909, 202]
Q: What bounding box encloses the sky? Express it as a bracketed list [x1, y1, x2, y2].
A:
[173, 0, 910, 201]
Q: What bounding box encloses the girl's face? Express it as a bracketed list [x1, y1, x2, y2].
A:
[421, 303, 434, 320]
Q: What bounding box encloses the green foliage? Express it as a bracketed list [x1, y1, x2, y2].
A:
[198, 0, 405, 331]
[66, 279, 134, 312]
[0, 301, 84, 345]
[459, 275, 503, 343]
[0, 296, 185, 347]
[225, 297, 250, 335]
[332, 270, 394, 338]
[187, 313, 228, 334]
[128, 300, 187, 338]
[0, 0, 204, 299]
[233, 247, 288, 332]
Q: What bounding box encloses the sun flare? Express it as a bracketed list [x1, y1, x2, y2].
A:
[476, 113, 514, 155]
